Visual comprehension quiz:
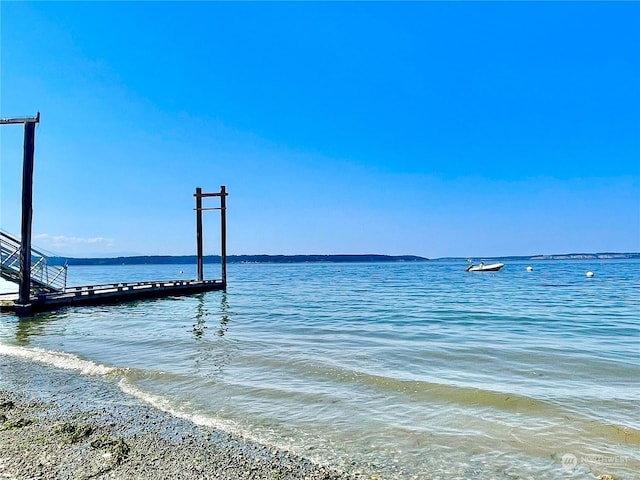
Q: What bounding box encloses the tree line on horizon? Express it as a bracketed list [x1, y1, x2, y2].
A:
[46, 252, 640, 266]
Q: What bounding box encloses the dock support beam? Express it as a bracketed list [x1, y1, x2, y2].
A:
[19, 120, 37, 304]
[220, 185, 227, 289]
[1, 113, 40, 305]
[195, 187, 204, 282]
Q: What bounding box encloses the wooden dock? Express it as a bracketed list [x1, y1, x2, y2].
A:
[0, 279, 224, 316]
[1, 113, 229, 317]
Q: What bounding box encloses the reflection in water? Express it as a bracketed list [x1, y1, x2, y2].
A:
[190, 292, 236, 379]
[218, 293, 230, 337]
[192, 294, 208, 339]
[192, 293, 231, 339]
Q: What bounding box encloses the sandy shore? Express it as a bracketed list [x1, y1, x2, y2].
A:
[0, 358, 360, 480]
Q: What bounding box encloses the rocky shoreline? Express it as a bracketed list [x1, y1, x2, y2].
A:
[0, 358, 359, 480]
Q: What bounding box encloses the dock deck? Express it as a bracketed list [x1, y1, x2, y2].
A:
[0, 278, 224, 316]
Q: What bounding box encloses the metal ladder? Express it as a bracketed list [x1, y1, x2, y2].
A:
[0, 230, 67, 294]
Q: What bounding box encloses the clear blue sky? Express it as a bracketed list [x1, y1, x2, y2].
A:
[1, 1, 638, 258]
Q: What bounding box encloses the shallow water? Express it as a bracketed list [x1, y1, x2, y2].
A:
[1, 260, 639, 479]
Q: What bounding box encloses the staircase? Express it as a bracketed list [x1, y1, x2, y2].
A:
[0, 230, 67, 294]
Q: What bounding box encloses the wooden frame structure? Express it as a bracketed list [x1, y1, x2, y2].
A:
[194, 186, 227, 286]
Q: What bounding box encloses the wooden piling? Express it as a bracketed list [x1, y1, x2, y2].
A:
[18, 116, 39, 305]
[195, 187, 204, 281]
[1, 113, 41, 305]
[220, 185, 227, 289]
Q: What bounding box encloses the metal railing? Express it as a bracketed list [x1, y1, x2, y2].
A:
[0, 230, 67, 293]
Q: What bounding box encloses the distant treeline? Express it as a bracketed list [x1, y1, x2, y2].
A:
[48, 254, 430, 266]
[47, 252, 640, 266]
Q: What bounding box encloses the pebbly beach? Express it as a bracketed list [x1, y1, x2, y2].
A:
[0, 356, 357, 480]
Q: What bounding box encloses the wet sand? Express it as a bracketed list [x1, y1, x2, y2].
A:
[0, 357, 358, 480]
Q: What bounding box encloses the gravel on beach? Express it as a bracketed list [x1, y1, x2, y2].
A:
[0, 358, 360, 480]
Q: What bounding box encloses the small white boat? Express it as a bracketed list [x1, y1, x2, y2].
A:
[465, 262, 504, 272]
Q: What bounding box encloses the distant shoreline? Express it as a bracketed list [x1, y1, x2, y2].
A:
[47, 252, 640, 266]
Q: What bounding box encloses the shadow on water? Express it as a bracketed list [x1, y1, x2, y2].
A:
[8, 295, 192, 346]
[13, 312, 62, 346]
[4, 291, 234, 347]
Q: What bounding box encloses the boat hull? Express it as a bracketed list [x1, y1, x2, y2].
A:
[465, 262, 504, 272]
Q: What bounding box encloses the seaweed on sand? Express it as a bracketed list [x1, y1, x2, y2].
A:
[91, 436, 131, 465]
[55, 422, 94, 443]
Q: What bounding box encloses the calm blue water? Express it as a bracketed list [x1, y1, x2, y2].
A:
[1, 260, 639, 479]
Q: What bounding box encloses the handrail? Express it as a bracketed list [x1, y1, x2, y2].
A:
[1, 228, 53, 259]
[0, 230, 67, 293]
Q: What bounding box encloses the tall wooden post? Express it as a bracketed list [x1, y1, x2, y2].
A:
[220, 185, 227, 289]
[195, 187, 204, 282]
[18, 119, 38, 305]
[1, 113, 40, 305]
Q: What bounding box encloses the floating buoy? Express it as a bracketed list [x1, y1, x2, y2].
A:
[526, 266, 533, 272]
[586, 271, 594, 277]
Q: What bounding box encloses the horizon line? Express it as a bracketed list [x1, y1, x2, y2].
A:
[48, 252, 640, 261]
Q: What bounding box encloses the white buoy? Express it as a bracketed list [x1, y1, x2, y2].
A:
[526, 266, 533, 272]
[586, 271, 594, 277]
